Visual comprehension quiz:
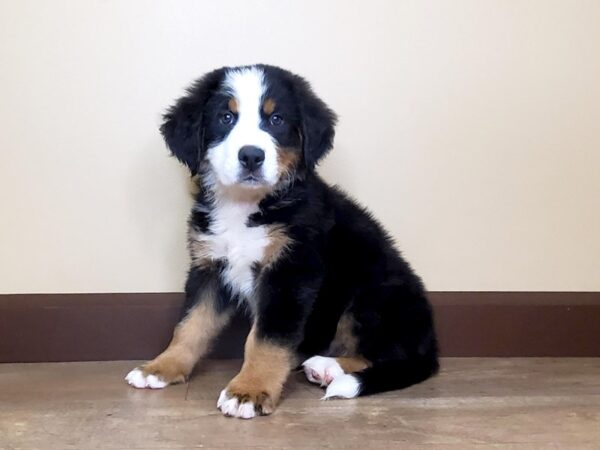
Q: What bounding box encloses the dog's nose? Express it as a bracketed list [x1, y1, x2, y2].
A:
[238, 146, 265, 171]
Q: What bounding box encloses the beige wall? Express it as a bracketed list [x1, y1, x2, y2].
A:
[1, 0, 599, 294]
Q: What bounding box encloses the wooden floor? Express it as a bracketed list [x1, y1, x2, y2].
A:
[1, 359, 599, 449]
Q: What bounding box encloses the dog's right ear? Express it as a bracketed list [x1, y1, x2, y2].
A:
[160, 68, 225, 176]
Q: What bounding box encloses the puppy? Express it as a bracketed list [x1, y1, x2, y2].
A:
[126, 65, 438, 419]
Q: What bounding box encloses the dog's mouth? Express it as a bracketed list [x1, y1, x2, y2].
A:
[238, 173, 267, 187]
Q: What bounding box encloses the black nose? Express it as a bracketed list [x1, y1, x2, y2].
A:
[238, 146, 265, 172]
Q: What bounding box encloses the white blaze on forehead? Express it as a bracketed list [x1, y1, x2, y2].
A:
[207, 66, 279, 187]
[222, 67, 266, 118]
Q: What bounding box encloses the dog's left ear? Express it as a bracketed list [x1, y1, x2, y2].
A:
[295, 77, 338, 170]
[160, 68, 225, 176]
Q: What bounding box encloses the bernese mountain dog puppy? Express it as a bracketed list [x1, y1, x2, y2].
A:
[126, 64, 438, 419]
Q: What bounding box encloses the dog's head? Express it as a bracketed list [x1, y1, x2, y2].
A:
[160, 65, 337, 192]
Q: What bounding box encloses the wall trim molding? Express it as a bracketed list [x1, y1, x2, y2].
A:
[1, 292, 598, 362]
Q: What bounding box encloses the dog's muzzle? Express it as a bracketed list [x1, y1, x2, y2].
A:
[238, 146, 265, 173]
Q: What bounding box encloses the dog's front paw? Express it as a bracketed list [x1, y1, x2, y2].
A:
[125, 357, 188, 389]
[217, 387, 276, 419]
[125, 367, 169, 389]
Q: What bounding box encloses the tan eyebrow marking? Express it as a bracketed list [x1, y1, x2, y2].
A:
[262, 98, 276, 115]
[228, 98, 238, 113]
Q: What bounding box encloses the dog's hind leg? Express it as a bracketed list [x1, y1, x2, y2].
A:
[320, 284, 439, 399]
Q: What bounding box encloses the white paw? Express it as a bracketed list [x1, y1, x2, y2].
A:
[323, 373, 361, 399]
[125, 368, 168, 389]
[217, 389, 257, 419]
[302, 356, 344, 386]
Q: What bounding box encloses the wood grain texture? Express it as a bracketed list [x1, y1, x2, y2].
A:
[1, 358, 599, 449]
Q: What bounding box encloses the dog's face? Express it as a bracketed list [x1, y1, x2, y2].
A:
[204, 67, 300, 188]
[160, 65, 337, 192]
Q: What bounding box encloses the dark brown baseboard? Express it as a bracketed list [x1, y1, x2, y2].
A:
[1, 292, 598, 362]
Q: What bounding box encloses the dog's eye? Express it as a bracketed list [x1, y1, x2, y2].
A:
[269, 114, 283, 126]
[220, 112, 235, 125]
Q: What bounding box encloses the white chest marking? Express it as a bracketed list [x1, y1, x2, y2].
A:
[200, 199, 268, 298]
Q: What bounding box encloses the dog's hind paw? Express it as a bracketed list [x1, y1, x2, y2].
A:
[322, 373, 360, 399]
[301, 356, 344, 387]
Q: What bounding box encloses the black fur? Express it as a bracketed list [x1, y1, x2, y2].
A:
[253, 176, 439, 395]
[160, 68, 226, 175]
[163, 64, 438, 397]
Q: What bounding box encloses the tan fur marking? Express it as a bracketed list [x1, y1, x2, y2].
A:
[139, 294, 231, 384]
[262, 98, 276, 115]
[189, 235, 212, 268]
[225, 326, 292, 415]
[216, 182, 270, 203]
[336, 356, 372, 373]
[228, 98, 238, 113]
[261, 226, 292, 268]
[276, 147, 301, 177]
[329, 313, 360, 356]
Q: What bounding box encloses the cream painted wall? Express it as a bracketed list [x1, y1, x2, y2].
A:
[1, 0, 599, 294]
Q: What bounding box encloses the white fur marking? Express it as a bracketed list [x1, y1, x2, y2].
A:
[125, 368, 168, 389]
[217, 389, 257, 419]
[323, 374, 361, 399]
[217, 388, 229, 407]
[195, 197, 268, 299]
[207, 67, 279, 187]
[302, 356, 344, 386]
[237, 402, 257, 419]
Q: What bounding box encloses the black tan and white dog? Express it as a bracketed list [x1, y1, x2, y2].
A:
[125, 65, 439, 419]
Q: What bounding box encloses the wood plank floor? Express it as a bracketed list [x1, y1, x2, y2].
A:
[1, 359, 599, 449]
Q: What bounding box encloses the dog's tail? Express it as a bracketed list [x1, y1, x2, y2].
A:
[324, 357, 439, 399]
